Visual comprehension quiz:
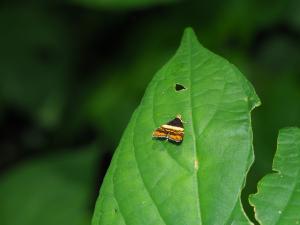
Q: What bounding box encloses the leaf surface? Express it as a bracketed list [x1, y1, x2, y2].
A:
[250, 127, 300, 225]
[92, 28, 260, 225]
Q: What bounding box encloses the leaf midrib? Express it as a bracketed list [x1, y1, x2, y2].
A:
[187, 31, 203, 225]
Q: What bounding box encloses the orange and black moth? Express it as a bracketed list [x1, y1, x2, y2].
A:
[152, 115, 184, 143]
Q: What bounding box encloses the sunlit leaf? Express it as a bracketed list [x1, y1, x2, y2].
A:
[92, 28, 260, 225]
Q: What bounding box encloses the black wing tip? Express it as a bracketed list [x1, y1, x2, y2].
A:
[167, 115, 183, 128]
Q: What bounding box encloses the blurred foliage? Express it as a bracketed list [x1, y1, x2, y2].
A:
[0, 0, 300, 224]
[0, 4, 72, 129]
[72, 0, 178, 10]
[0, 146, 100, 225]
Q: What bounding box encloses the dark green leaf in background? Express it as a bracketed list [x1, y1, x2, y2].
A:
[92, 28, 260, 225]
[72, 0, 179, 10]
[250, 128, 300, 225]
[0, 4, 72, 129]
[0, 146, 99, 225]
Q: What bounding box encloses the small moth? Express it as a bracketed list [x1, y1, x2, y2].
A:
[152, 115, 184, 143]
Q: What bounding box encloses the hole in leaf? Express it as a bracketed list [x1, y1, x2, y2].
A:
[175, 83, 186, 91]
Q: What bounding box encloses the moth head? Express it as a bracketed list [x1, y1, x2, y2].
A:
[176, 114, 182, 120]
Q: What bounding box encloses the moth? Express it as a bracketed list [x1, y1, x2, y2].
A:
[152, 115, 184, 143]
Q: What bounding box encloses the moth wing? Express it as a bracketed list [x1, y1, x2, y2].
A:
[152, 127, 168, 139]
[167, 117, 184, 128]
[167, 132, 184, 143]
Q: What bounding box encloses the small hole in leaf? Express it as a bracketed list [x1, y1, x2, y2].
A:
[175, 83, 186, 91]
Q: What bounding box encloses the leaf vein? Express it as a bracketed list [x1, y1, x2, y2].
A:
[187, 31, 203, 225]
[133, 111, 168, 225]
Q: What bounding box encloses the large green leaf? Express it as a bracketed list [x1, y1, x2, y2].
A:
[92, 28, 260, 225]
[0, 146, 99, 225]
[250, 127, 300, 224]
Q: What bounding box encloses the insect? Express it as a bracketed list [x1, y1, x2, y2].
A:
[152, 115, 184, 144]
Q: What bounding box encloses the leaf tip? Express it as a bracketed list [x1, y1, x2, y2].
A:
[181, 27, 200, 45]
[183, 27, 195, 35]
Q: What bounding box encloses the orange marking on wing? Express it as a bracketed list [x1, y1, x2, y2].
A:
[152, 128, 168, 138]
[167, 133, 183, 143]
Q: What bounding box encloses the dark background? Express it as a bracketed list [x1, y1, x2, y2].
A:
[0, 0, 300, 224]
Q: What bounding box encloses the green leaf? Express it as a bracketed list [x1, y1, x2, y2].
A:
[0, 146, 99, 225]
[250, 127, 300, 224]
[72, 0, 178, 10]
[92, 27, 260, 225]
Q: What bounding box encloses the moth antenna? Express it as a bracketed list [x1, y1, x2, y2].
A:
[176, 114, 186, 123]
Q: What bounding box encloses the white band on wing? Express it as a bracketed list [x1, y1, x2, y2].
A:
[161, 124, 184, 132]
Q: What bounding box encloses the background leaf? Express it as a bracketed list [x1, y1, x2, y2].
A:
[0, 4, 72, 129]
[92, 28, 260, 225]
[0, 146, 99, 225]
[72, 0, 179, 10]
[250, 127, 300, 224]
